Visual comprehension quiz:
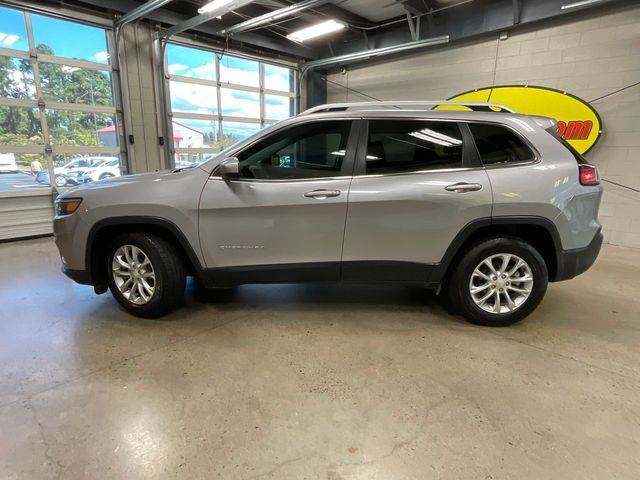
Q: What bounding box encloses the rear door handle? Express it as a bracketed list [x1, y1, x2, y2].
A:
[304, 189, 341, 200]
[444, 182, 483, 193]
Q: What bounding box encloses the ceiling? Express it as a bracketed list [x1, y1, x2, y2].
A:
[58, 0, 632, 63]
[335, 0, 407, 22]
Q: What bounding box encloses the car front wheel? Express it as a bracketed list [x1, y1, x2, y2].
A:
[107, 232, 185, 318]
[448, 238, 548, 327]
[54, 174, 67, 187]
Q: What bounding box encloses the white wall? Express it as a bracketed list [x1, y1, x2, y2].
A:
[327, 3, 640, 248]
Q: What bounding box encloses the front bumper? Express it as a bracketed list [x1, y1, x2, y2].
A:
[554, 229, 603, 281]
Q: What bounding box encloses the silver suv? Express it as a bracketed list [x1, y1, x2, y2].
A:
[53, 101, 603, 326]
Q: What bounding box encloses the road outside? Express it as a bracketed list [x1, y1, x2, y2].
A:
[0, 170, 51, 194]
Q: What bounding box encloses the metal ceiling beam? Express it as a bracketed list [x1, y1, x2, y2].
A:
[321, 0, 631, 62]
[512, 0, 521, 24]
[304, 35, 449, 70]
[395, 0, 428, 16]
[73, 0, 318, 58]
[220, 0, 330, 36]
[160, 0, 256, 39]
[114, 0, 173, 28]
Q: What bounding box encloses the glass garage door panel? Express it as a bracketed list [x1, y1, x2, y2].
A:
[31, 14, 110, 64]
[0, 56, 35, 99]
[0, 106, 43, 145]
[220, 89, 259, 117]
[265, 94, 294, 121]
[169, 81, 217, 115]
[172, 118, 219, 149]
[264, 64, 293, 92]
[45, 110, 118, 147]
[39, 64, 114, 106]
[167, 44, 215, 80]
[0, 6, 29, 51]
[0, 154, 50, 193]
[166, 43, 297, 167]
[219, 56, 259, 88]
[221, 121, 261, 143]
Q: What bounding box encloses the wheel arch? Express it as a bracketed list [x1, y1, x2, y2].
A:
[86, 217, 203, 292]
[436, 216, 563, 284]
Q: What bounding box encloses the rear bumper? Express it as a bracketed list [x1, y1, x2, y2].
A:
[62, 266, 92, 285]
[554, 229, 603, 281]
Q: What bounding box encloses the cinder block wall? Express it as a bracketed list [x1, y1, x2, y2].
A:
[326, 3, 640, 249]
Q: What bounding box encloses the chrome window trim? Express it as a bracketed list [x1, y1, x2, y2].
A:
[208, 175, 353, 183]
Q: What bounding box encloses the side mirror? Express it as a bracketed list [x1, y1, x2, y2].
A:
[219, 157, 240, 180]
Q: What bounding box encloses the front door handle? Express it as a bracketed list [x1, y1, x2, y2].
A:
[304, 189, 341, 200]
[444, 182, 483, 193]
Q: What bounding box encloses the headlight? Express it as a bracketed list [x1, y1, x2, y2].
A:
[56, 197, 83, 216]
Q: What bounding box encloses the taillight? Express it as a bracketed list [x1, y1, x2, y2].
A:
[579, 164, 599, 186]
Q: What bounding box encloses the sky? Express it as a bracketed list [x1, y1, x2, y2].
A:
[166, 43, 294, 126]
[0, 4, 295, 143]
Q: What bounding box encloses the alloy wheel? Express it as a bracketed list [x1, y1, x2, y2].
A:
[469, 253, 534, 314]
[111, 245, 156, 305]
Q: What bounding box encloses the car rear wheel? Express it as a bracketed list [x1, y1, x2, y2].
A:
[448, 237, 548, 327]
[107, 232, 185, 318]
[99, 173, 114, 180]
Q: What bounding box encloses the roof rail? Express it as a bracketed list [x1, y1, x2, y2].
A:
[300, 100, 517, 115]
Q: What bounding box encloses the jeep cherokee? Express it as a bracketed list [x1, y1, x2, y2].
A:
[53, 101, 603, 326]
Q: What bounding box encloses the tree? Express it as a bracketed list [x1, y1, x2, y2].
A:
[0, 43, 115, 150]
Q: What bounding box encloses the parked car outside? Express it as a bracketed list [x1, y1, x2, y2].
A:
[76, 158, 121, 184]
[0, 153, 18, 172]
[36, 156, 118, 187]
[53, 102, 603, 326]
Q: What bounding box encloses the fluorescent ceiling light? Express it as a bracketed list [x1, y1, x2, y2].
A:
[198, 0, 234, 15]
[409, 128, 462, 147]
[331, 149, 381, 160]
[287, 19, 346, 43]
[561, 0, 602, 10]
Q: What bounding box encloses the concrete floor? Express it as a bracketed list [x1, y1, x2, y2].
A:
[1, 238, 639, 480]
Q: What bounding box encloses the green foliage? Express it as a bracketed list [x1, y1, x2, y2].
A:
[0, 44, 114, 148]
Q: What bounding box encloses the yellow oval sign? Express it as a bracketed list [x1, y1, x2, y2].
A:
[438, 86, 602, 154]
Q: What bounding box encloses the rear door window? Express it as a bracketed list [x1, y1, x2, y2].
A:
[365, 120, 464, 175]
[469, 123, 534, 165]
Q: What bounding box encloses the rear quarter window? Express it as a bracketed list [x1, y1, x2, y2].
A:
[469, 123, 535, 166]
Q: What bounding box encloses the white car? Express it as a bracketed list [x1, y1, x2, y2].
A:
[36, 157, 118, 186]
[76, 158, 121, 184]
[0, 153, 18, 172]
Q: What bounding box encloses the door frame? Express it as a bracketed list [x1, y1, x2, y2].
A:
[198, 117, 365, 286]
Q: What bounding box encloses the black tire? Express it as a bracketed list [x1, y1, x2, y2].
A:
[99, 173, 114, 180]
[106, 232, 186, 318]
[448, 237, 548, 327]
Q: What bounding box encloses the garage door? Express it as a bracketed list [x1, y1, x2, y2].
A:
[0, 4, 125, 240]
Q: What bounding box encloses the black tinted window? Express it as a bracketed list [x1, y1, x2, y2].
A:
[237, 121, 351, 179]
[469, 123, 534, 165]
[366, 120, 463, 175]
